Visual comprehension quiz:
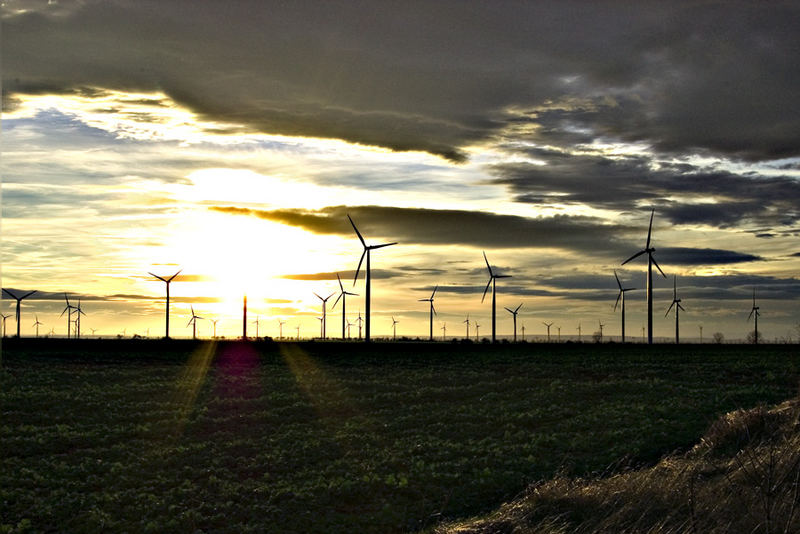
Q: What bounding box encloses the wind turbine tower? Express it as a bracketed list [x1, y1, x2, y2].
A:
[463, 314, 471, 339]
[60, 293, 76, 339]
[614, 270, 637, 343]
[748, 288, 760, 345]
[1, 313, 11, 338]
[599, 321, 605, 343]
[333, 273, 358, 340]
[504, 303, 522, 342]
[441, 322, 447, 341]
[419, 285, 438, 340]
[33, 315, 43, 338]
[348, 214, 397, 342]
[75, 299, 86, 339]
[622, 209, 666, 344]
[481, 252, 512, 343]
[187, 306, 203, 340]
[148, 269, 182, 338]
[2, 289, 37, 338]
[474, 322, 480, 340]
[543, 322, 553, 342]
[314, 291, 335, 339]
[391, 316, 399, 340]
[665, 275, 685, 344]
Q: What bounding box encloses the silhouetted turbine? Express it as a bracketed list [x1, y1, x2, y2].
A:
[187, 306, 203, 340]
[441, 322, 447, 341]
[614, 270, 637, 343]
[622, 209, 666, 344]
[419, 285, 438, 341]
[542, 321, 553, 342]
[278, 319, 286, 339]
[252, 315, 261, 338]
[748, 288, 760, 345]
[211, 319, 219, 338]
[481, 252, 511, 343]
[504, 303, 523, 342]
[75, 298, 86, 339]
[598, 321, 605, 343]
[474, 322, 480, 340]
[314, 291, 335, 339]
[463, 314, 470, 339]
[348, 214, 397, 342]
[32, 315, 43, 338]
[665, 275, 685, 344]
[148, 269, 182, 338]
[391, 316, 399, 340]
[2, 289, 36, 338]
[60, 293, 76, 339]
[333, 273, 358, 340]
[356, 311, 363, 340]
[1, 313, 11, 338]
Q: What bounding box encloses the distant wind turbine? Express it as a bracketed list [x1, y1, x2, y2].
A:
[391, 316, 399, 340]
[419, 285, 438, 341]
[314, 292, 335, 339]
[1, 313, 11, 338]
[698, 325, 703, 343]
[348, 214, 397, 342]
[621, 209, 666, 344]
[356, 311, 363, 340]
[542, 321, 553, 342]
[252, 315, 261, 338]
[598, 321, 605, 343]
[90, 328, 98, 336]
[296, 325, 300, 340]
[278, 319, 286, 340]
[748, 288, 760, 345]
[211, 319, 219, 338]
[187, 306, 203, 340]
[557, 326, 561, 342]
[60, 293, 76, 339]
[463, 314, 470, 339]
[74, 298, 86, 339]
[521, 323, 526, 341]
[2, 289, 36, 338]
[148, 269, 182, 338]
[475, 322, 481, 340]
[504, 303, 523, 342]
[333, 273, 358, 340]
[665, 275, 685, 344]
[346, 319, 354, 339]
[481, 252, 511, 343]
[614, 270, 637, 343]
[577, 322, 582, 342]
[441, 322, 447, 341]
[316, 316, 324, 338]
[32, 315, 43, 338]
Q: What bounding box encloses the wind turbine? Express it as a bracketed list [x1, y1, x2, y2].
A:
[90, 328, 98, 336]
[252, 316, 261, 338]
[211, 319, 219, 338]
[187, 306, 203, 340]
[748, 288, 760, 345]
[346, 319, 354, 339]
[314, 292, 335, 339]
[542, 322, 553, 342]
[348, 214, 397, 342]
[665, 275, 685, 344]
[2, 289, 37, 338]
[598, 321, 605, 343]
[316, 316, 324, 338]
[577, 323, 582, 342]
[521, 323, 526, 341]
[441, 322, 447, 341]
[504, 303, 523, 342]
[419, 285, 438, 341]
[356, 311, 363, 340]
[60, 293, 76, 339]
[32, 315, 43, 338]
[557, 326, 561, 342]
[463, 314, 471, 339]
[614, 270, 637, 343]
[474, 322, 480, 340]
[148, 269, 182, 338]
[698, 325, 703, 343]
[278, 319, 286, 340]
[621, 209, 666, 344]
[296, 325, 300, 340]
[391, 316, 399, 340]
[333, 273, 358, 340]
[1, 313, 11, 338]
[74, 298, 86, 339]
[481, 252, 511, 343]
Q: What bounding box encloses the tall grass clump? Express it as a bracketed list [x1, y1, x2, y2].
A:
[437, 396, 800, 534]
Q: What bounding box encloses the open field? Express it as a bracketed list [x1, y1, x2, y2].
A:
[1, 340, 798, 533]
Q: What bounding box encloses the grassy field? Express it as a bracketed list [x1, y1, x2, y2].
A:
[1, 340, 798, 533]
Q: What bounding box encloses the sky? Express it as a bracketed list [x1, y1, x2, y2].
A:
[2, 0, 799, 341]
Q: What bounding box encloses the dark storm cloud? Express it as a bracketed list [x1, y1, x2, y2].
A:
[656, 248, 762, 265]
[280, 270, 400, 281]
[209, 205, 632, 254]
[490, 149, 800, 231]
[4, 1, 800, 161]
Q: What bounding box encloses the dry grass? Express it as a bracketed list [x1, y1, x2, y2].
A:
[436, 398, 800, 534]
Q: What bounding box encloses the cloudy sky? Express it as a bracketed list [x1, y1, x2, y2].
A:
[2, 0, 799, 340]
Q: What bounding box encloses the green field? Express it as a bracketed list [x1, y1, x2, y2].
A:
[1, 340, 797, 533]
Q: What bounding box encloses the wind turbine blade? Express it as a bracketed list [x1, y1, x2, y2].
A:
[431, 285, 438, 299]
[418, 299, 429, 302]
[167, 269, 183, 282]
[496, 275, 512, 279]
[646, 209, 654, 249]
[370, 242, 397, 250]
[347, 214, 366, 247]
[148, 272, 167, 283]
[2, 288, 16, 299]
[21, 290, 37, 300]
[678, 303, 685, 312]
[314, 292, 322, 300]
[326, 293, 335, 301]
[64, 293, 71, 306]
[431, 304, 437, 316]
[481, 278, 492, 303]
[504, 307, 513, 313]
[622, 250, 646, 265]
[748, 309, 754, 320]
[665, 301, 675, 317]
[333, 293, 343, 308]
[483, 251, 493, 276]
[614, 270, 622, 290]
[515, 303, 523, 313]
[60, 307, 69, 317]
[651, 256, 667, 278]
[353, 249, 366, 286]
[614, 291, 621, 312]
[345, 291, 358, 296]
[337, 273, 344, 292]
